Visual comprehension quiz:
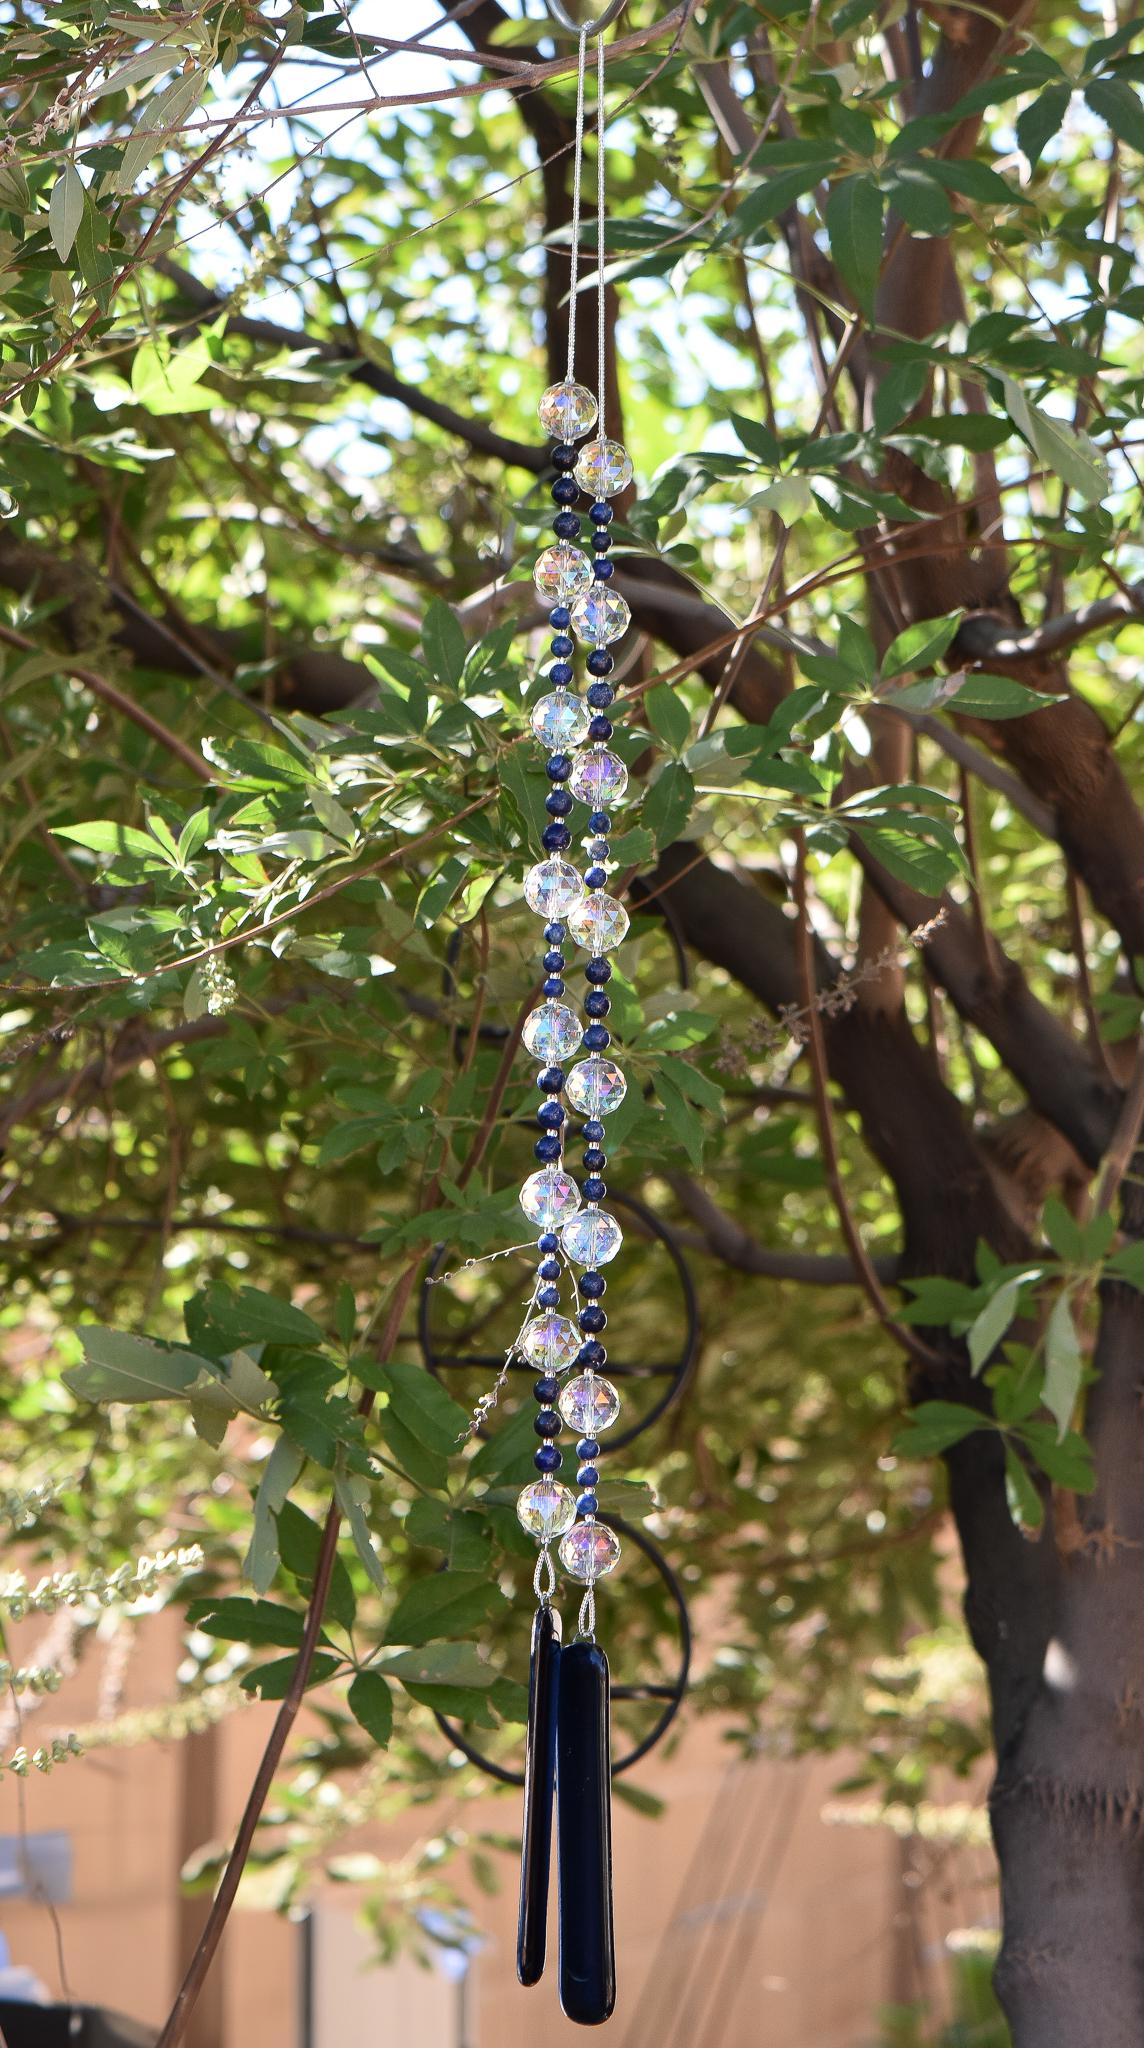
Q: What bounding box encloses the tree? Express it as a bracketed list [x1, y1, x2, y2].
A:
[2, 1, 1143, 2041]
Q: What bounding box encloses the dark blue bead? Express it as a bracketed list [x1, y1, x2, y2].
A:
[542, 975, 565, 997]
[552, 476, 578, 505]
[585, 866, 607, 888]
[550, 606, 571, 629]
[587, 682, 615, 708]
[546, 788, 573, 817]
[583, 1119, 605, 1141]
[577, 1438, 600, 1459]
[589, 811, 611, 834]
[535, 1134, 561, 1163]
[543, 948, 565, 971]
[593, 558, 615, 580]
[577, 1464, 600, 1487]
[585, 991, 609, 1017]
[582, 1147, 606, 1171]
[534, 1409, 562, 1437]
[587, 648, 614, 675]
[535, 1443, 562, 1473]
[538, 1284, 561, 1309]
[551, 634, 574, 658]
[590, 502, 614, 523]
[579, 1305, 606, 1333]
[537, 1101, 564, 1128]
[590, 527, 613, 552]
[579, 1340, 607, 1368]
[539, 1067, 566, 1093]
[542, 825, 570, 853]
[587, 717, 613, 741]
[553, 512, 581, 540]
[577, 1492, 599, 1516]
[585, 961, 611, 989]
[546, 753, 572, 781]
[544, 921, 566, 944]
[549, 661, 574, 687]
[582, 1176, 606, 1202]
[583, 1026, 610, 1052]
[534, 1375, 559, 1403]
[538, 1232, 559, 1253]
[539, 1255, 561, 1282]
[580, 1274, 605, 1299]
[552, 443, 577, 471]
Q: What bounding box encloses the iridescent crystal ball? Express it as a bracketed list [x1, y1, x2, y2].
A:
[538, 380, 598, 441]
[566, 1055, 627, 1119]
[522, 1000, 583, 1063]
[517, 1479, 578, 1541]
[520, 1312, 581, 1373]
[520, 1167, 582, 1229]
[559, 1371, 622, 1434]
[559, 1520, 623, 1583]
[534, 543, 593, 605]
[573, 437, 633, 498]
[569, 748, 628, 808]
[561, 1207, 624, 1267]
[524, 858, 584, 920]
[567, 890, 629, 953]
[531, 691, 591, 750]
[570, 584, 631, 647]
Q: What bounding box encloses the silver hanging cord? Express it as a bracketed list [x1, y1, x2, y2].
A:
[565, 30, 589, 384]
[534, 1546, 557, 1604]
[596, 31, 607, 427]
[546, 0, 629, 33]
[577, 1584, 597, 1639]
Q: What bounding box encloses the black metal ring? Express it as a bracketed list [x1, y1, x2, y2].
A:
[432, 1516, 691, 1783]
[418, 1188, 699, 1451]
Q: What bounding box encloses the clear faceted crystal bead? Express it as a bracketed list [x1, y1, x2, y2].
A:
[538, 380, 598, 441]
[517, 1479, 578, 1541]
[534, 544, 593, 605]
[559, 1520, 623, 1583]
[573, 437, 633, 498]
[569, 748, 628, 808]
[559, 1371, 622, 1434]
[566, 1055, 627, 1119]
[561, 1206, 624, 1267]
[520, 1168, 582, 1229]
[567, 890, 629, 953]
[524, 858, 584, 919]
[530, 691, 590, 750]
[570, 584, 631, 647]
[521, 1313, 581, 1373]
[523, 1000, 583, 1063]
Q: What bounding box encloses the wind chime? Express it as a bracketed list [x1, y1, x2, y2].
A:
[512, 1, 639, 2026]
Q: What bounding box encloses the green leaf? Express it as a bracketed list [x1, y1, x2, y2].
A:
[64, 1329, 219, 1405]
[967, 1274, 1025, 1374]
[880, 613, 962, 679]
[1017, 82, 1072, 166]
[1043, 1291, 1083, 1437]
[193, 1598, 307, 1648]
[366, 1362, 469, 1454]
[723, 160, 837, 242]
[872, 360, 930, 435]
[334, 1468, 386, 1593]
[206, 1285, 324, 1349]
[276, 1502, 357, 1631]
[348, 1670, 394, 1747]
[1003, 1444, 1044, 1532]
[243, 1437, 305, 1595]
[824, 177, 884, 314]
[379, 1643, 495, 1688]
[893, 1401, 989, 1458]
[422, 599, 467, 692]
[131, 334, 216, 416]
[239, 1651, 341, 1701]
[1000, 375, 1108, 504]
[644, 685, 692, 753]
[48, 163, 85, 262]
[947, 674, 1055, 719]
[728, 412, 781, 463]
[386, 1570, 505, 1646]
[851, 822, 961, 895]
[1085, 76, 1144, 153]
[55, 820, 164, 860]
[643, 762, 696, 849]
[655, 1072, 704, 1168]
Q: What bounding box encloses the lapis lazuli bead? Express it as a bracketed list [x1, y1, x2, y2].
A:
[577, 1464, 600, 1487]
[585, 866, 607, 889]
[590, 527, 613, 551]
[546, 789, 573, 817]
[538, 1232, 560, 1253]
[534, 1374, 560, 1403]
[579, 1305, 606, 1333]
[582, 1177, 607, 1203]
[552, 443, 577, 472]
[544, 921, 566, 943]
[583, 1146, 606, 1170]
[539, 1256, 562, 1282]
[579, 1340, 607, 1368]
[583, 1119, 605, 1141]
[550, 661, 574, 687]
[542, 826, 570, 853]
[553, 512, 581, 540]
[588, 717, 613, 741]
[552, 476, 578, 505]
[539, 1067, 566, 1093]
[587, 649, 614, 675]
[546, 753, 572, 781]
[590, 502, 613, 523]
[535, 1134, 561, 1163]
[585, 960, 611, 986]
[538, 1285, 561, 1309]
[537, 1102, 564, 1129]
[550, 606, 571, 629]
[585, 991, 609, 1017]
[534, 1409, 562, 1437]
[589, 810, 611, 833]
[577, 1492, 599, 1516]
[580, 1274, 605, 1299]
[583, 1026, 610, 1052]
[543, 948, 565, 972]
[593, 558, 615, 579]
[535, 1443, 562, 1474]
[542, 975, 565, 997]
[587, 683, 615, 708]
[577, 1437, 600, 1459]
[551, 634, 574, 658]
